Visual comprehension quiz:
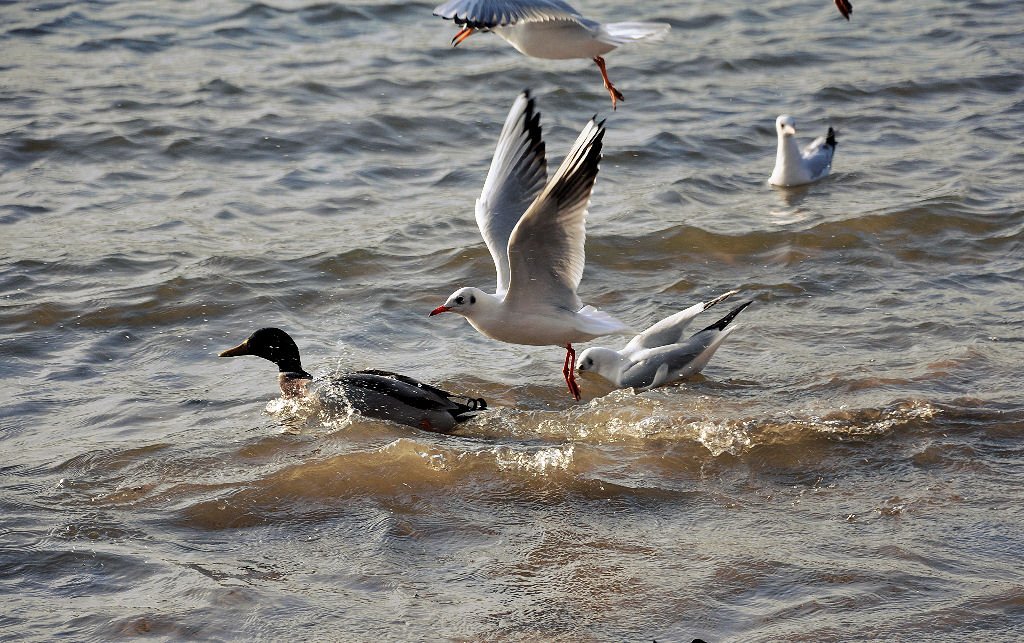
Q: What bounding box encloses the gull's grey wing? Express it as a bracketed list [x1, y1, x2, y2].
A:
[617, 340, 708, 389]
[623, 290, 738, 354]
[476, 90, 547, 296]
[503, 117, 605, 311]
[433, 0, 582, 28]
[801, 127, 836, 181]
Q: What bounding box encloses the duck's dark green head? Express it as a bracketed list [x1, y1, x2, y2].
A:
[219, 327, 309, 376]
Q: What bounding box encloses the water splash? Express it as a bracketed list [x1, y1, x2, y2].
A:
[494, 444, 575, 475]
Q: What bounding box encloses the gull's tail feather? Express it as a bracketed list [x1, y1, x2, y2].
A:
[598, 22, 671, 46]
[576, 305, 633, 337]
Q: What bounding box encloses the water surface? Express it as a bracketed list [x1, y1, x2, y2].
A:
[2, 0, 1023, 640]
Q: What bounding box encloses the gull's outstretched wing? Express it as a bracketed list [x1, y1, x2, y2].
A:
[623, 290, 738, 354]
[503, 116, 604, 311]
[476, 90, 547, 296]
[434, 0, 582, 28]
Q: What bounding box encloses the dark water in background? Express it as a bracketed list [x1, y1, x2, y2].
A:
[2, 0, 1023, 639]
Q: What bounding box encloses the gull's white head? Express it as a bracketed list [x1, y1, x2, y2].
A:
[576, 346, 626, 384]
[429, 287, 487, 318]
[776, 115, 797, 137]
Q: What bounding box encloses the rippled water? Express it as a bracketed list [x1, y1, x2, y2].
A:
[2, 0, 1023, 639]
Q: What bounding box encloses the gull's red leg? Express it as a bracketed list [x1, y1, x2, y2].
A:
[592, 56, 624, 110]
[451, 26, 476, 46]
[562, 343, 582, 401]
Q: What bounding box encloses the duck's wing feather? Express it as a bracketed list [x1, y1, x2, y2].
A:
[476, 90, 547, 296]
[347, 370, 487, 418]
[433, 0, 582, 28]
[503, 117, 604, 311]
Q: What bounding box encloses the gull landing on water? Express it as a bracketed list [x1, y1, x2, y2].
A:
[429, 90, 630, 401]
[768, 115, 838, 187]
[432, 0, 670, 110]
[577, 293, 752, 391]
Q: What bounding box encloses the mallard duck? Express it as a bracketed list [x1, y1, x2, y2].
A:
[219, 328, 486, 433]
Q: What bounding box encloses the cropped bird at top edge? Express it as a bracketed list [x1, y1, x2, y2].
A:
[577, 293, 752, 391]
[768, 114, 838, 187]
[432, 0, 670, 110]
[429, 90, 631, 401]
[219, 327, 487, 433]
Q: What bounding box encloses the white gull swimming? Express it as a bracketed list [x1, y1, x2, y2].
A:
[432, 0, 670, 109]
[768, 114, 838, 187]
[577, 292, 751, 391]
[429, 89, 630, 400]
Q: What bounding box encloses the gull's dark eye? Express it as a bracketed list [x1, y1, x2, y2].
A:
[586, 358, 593, 366]
[470, 295, 476, 304]
[455, 296, 465, 305]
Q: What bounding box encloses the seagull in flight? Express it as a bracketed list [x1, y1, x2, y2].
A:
[429, 90, 630, 400]
[433, 0, 670, 110]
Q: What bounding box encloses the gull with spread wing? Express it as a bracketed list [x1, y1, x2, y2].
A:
[577, 293, 752, 391]
[433, 0, 670, 110]
[429, 90, 630, 400]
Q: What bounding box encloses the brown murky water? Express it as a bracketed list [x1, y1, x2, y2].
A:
[2, 0, 1023, 640]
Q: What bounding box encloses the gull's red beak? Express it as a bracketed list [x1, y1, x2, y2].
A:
[429, 305, 451, 317]
[451, 26, 476, 47]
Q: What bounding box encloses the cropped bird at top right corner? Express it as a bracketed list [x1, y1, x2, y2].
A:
[835, 0, 853, 20]
[768, 115, 838, 188]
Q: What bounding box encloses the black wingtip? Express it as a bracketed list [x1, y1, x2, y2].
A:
[699, 300, 753, 334]
[826, 126, 837, 148]
[835, 0, 852, 20]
